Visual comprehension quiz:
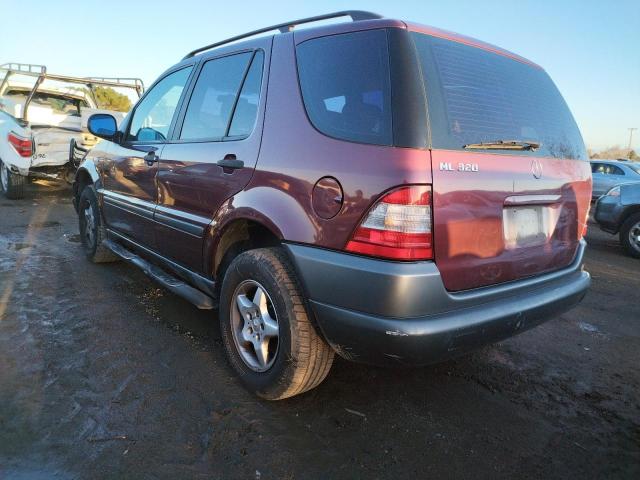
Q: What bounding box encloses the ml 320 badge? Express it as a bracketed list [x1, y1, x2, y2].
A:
[439, 162, 480, 172]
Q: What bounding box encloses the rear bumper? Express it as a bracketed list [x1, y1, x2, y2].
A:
[285, 240, 590, 366]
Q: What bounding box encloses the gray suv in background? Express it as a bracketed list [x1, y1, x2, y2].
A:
[590, 160, 640, 199]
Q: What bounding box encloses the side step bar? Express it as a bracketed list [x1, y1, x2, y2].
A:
[103, 239, 216, 310]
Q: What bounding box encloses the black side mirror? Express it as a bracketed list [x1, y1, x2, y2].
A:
[87, 113, 118, 140]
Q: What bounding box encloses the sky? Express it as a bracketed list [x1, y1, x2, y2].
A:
[1, 0, 638, 151]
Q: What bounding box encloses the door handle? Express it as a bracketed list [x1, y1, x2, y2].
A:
[144, 151, 158, 166]
[217, 154, 244, 170]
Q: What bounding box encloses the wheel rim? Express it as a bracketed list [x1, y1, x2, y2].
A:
[0, 161, 8, 191]
[230, 279, 280, 372]
[83, 203, 96, 247]
[629, 221, 640, 253]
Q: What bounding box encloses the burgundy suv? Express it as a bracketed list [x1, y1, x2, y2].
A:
[73, 11, 592, 399]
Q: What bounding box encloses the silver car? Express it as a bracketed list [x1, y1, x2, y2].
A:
[590, 159, 640, 200]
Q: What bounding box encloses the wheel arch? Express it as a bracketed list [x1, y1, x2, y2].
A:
[621, 205, 640, 226]
[206, 210, 283, 286]
[72, 161, 101, 212]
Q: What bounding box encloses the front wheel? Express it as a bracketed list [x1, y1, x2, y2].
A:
[620, 212, 640, 258]
[219, 247, 334, 400]
[78, 185, 119, 263]
[0, 159, 26, 199]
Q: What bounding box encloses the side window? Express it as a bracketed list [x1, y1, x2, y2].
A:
[228, 51, 264, 137]
[127, 67, 192, 142]
[296, 29, 393, 146]
[179, 52, 252, 141]
[610, 165, 625, 175]
[591, 163, 601, 173]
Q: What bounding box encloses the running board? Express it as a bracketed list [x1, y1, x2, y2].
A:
[103, 239, 215, 310]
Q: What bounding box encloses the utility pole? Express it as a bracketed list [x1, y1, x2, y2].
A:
[628, 128, 638, 159]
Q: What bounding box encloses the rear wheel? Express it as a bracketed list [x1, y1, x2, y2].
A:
[219, 247, 334, 400]
[0, 159, 26, 199]
[620, 212, 640, 258]
[78, 185, 119, 263]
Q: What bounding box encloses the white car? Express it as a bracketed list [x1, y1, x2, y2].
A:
[0, 63, 143, 199]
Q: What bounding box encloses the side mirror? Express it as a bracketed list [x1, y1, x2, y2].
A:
[87, 114, 118, 140]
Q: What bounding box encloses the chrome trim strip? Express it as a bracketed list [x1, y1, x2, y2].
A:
[103, 195, 154, 219]
[504, 194, 562, 206]
[99, 189, 211, 238]
[154, 212, 202, 238]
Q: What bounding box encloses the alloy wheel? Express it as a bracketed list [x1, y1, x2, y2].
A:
[629, 221, 640, 253]
[230, 279, 280, 372]
[0, 161, 8, 192]
[83, 204, 96, 247]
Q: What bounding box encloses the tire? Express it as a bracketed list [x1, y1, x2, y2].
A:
[619, 212, 640, 259]
[219, 247, 334, 400]
[0, 159, 26, 199]
[78, 185, 119, 263]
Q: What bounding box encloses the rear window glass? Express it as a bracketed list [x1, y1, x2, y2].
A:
[5, 89, 88, 115]
[296, 29, 393, 146]
[628, 163, 640, 174]
[412, 33, 587, 160]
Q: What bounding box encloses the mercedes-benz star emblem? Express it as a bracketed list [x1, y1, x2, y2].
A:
[531, 159, 543, 179]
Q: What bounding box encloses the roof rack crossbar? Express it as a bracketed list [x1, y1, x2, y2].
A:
[1, 62, 46, 74]
[182, 10, 383, 59]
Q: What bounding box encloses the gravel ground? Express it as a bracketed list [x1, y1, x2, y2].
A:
[0, 181, 638, 479]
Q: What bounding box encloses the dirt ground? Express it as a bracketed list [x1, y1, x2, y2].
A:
[0, 181, 638, 480]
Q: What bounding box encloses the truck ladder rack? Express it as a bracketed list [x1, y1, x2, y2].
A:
[0, 63, 145, 121]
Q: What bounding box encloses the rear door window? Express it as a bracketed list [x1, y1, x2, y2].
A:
[412, 33, 587, 159]
[180, 52, 253, 141]
[296, 29, 392, 146]
[228, 51, 264, 137]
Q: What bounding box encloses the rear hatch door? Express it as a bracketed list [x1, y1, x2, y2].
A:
[411, 30, 591, 291]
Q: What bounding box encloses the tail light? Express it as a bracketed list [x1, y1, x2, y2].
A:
[8, 132, 33, 158]
[345, 185, 433, 260]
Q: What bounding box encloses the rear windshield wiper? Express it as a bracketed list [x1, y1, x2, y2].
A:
[463, 140, 541, 151]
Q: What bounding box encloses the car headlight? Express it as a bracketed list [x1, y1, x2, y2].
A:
[605, 185, 621, 197]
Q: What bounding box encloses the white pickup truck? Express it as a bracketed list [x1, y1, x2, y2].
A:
[0, 63, 143, 199]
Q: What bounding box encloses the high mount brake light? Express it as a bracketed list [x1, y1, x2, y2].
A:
[345, 185, 433, 260]
[8, 132, 32, 158]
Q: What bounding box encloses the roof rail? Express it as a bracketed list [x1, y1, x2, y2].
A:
[182, 10, 383, 59]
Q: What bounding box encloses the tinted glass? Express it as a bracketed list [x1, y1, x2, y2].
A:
[180, 52, 252, 140]
[412, 33, 587, 160]
[228, 51, 264, 137]
[296, 29, 392, 146]
[5, 90, 87, 115]
[127, 67, 192, 142]
[610, 165, 625, 175]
